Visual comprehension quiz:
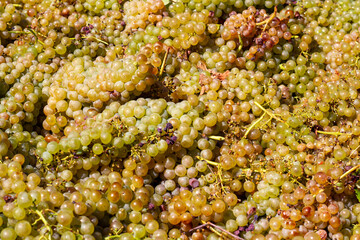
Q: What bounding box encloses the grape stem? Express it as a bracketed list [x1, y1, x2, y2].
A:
[200, 157, 229, 194]
[292, 178, 306, 189]
[159, 47, 170, 76]
[243, 101, 287, 138]
[339, 165, 360, 180]
[33, 209, 53, 240]
[8, 31, 28, 34]
[259, 115, 273, 128]
[58, 225, 83, 239]
[316, 130, 351, 136]
[105, 235, 122, 240]
[238, 34, 243, 52]
[9, 29, 45, 45]
[203, 158, 220, 166]
[104, 226, 124, 239]
[190, 222, 209, 232]
[191, 221, 245, 240]
[243, 112, 266, 138]
[312, 188, 324, 198]
[254, 101, 285, 123]
[209, 136, 225, 141]
[350, 145, 360, 157]
[256, 6, 278, 33]
[82, 36, 108, 45]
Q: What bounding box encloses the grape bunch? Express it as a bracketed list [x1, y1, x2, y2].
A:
[2, 0, 360, 240]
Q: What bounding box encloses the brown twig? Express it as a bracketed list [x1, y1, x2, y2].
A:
[190, 221, 244, 240]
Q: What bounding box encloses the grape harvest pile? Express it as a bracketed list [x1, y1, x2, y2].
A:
[3, 0, 360, 239]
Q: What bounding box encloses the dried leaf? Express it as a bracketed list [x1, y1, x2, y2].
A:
[199, 73, 208, 84]
[211, 70, 230, 80]
[200, 86, 205, 95]
[199, 73, 208, 95]
[197, 61, 230, 80]
[197, 61, 207, 71]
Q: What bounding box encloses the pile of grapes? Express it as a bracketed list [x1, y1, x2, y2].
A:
[2, 0, 360, 239]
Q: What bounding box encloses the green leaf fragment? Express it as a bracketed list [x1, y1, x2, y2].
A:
[356, 189, 360, 202]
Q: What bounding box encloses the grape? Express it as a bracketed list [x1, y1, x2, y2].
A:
[12, 207, 26, 220]
[14, 221, 31, 237]
[1, 228, 16, 240]
[61, 231, 76, 240]
[56, 210, 73, 226]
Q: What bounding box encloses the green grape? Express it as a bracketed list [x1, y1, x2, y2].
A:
[146, 144, 159, 157]
[92, 143, 104, 155]
[56, 210, 73, 226]
[61, 231, 76, 240]
[1, 227, 17, 240]
[14, 221, 32, 237]
[68, 138, 81, 150]
[100, 131, 112, 144]
[41, 151, 53, 164]
[157, 139, 168, 152]
[133, 224, 146, 238]
[12, 206, 26, 220]
[46, 141, 60, 154]
[80, 222, 94, 235]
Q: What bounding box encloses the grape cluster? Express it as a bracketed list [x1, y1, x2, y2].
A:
[2, 0, 360, 240]
[222, 6, 298, 61]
